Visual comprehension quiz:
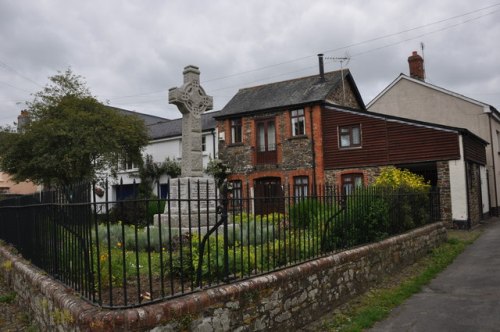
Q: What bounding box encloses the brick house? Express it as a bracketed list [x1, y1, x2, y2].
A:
[215, 57, 488, 227]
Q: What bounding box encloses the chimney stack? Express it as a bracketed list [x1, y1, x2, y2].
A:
[408, 51, 425, 81]
[318, 54, 325, 81]
[17, 110, 30, 132]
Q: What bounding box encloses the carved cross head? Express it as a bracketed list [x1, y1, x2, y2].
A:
[169, 65, 213, 118]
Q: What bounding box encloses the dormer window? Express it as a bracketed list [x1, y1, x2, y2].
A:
[339, 124, 361, 148]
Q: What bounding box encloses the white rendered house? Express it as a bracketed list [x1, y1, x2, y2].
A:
[94, 108, 219, 203]
[368, 51, 497, 220]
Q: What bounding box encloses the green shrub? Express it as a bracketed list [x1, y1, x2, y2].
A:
[96, 222, 182, 252]
[108, 199, 148, 227]
[289, 199, 323, 229]
[147, 200, 165, 224]
[228, 220, 282, 246]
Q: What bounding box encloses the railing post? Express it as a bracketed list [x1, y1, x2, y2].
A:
[52, 189, 59, 279]
[221, 180, 230, 282]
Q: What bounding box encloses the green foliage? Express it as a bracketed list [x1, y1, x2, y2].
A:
[148, 200, 166, 224]
[349, 168, 431, 243]
[289, 199, 325, 229]
[0, 69, 148, 188]
[96, 221, 179, 252]
[107, 199, 165, 227]
[374, 166, 430, 191]
[231, 212, 285, 225]
[164, 157, 181, 178]
[0, 291, 16, 304]
[205, 158, 230, 187]
[108, 200, 149, 227]
[228, 220, 282, 246]
[135, 155, 180, 198]
[322, 168, 433, 252]
[136, 155, 164, 198]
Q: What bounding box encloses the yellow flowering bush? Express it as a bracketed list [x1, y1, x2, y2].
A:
[374, 166, 430, 191]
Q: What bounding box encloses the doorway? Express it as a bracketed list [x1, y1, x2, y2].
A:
[254, 177, 284, 215]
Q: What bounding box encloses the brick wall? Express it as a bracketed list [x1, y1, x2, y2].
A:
[0, 223, 446, 331]
[324, 166, 383, 188]
[219, 107, 320, 188]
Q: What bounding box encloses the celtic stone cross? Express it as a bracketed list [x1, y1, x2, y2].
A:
[169, 65, 213, 177]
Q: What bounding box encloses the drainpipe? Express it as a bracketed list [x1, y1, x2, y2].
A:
[211, 128, 216, 158]
[309, 108, 317, 196]
[488, 114, 498, 216]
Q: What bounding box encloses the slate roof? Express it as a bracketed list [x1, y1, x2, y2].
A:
[367, 74, 500, 117]
[147, 111, 220, 140]
[109, 106, 219, 140]
[216, 69, 364, 118]
[107, 106, 168, 126]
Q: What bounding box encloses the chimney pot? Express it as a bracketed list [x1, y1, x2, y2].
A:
[318, 54, 325, 81]
[408, 51, 425, 81]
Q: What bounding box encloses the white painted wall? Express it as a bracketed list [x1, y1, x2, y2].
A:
[449, 158, 468, 221]
[94, 130, 218, 203]
[481, 165, 489, 214]
[369, 77, 496, 213]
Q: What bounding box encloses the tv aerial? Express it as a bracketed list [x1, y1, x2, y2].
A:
[325, 52, 351, 103]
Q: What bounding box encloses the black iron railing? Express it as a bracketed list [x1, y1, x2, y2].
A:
[0, 180, 440, 308]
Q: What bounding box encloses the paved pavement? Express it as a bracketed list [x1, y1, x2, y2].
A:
[370, 218, 500, 332]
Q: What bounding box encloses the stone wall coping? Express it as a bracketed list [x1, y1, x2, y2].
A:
[0, 222, 445, 331]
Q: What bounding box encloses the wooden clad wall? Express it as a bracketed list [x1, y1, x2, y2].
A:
[322, 109, 461, 169]
[462, 134, 487, 165]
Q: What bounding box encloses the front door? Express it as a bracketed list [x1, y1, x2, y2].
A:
[254, 177, 284, 215]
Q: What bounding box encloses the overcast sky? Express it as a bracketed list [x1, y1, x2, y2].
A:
[1, 1, 499, 127]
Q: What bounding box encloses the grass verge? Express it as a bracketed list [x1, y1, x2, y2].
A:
[318, 229, 481, 332]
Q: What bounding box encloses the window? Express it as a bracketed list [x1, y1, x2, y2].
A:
[231, 119, 242, 144]
[257, 120, 276, 152]
[291, 109, 305, 136]
[120, 157, 137, 170]
[230, 180, 242, 211]
[341, 173, 363, 195]
[256, 118, 277, 164]
[202, 135, 206, 152]
[294, 176, 309, 200]
[339, 125, 361, 148]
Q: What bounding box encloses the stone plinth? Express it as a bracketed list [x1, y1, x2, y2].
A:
[157, 177, 219, 228]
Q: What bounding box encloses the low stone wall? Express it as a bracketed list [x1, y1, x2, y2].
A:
[0, 223, 446, 331]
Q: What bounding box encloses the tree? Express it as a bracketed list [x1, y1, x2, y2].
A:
[0, 69, 149, 188]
